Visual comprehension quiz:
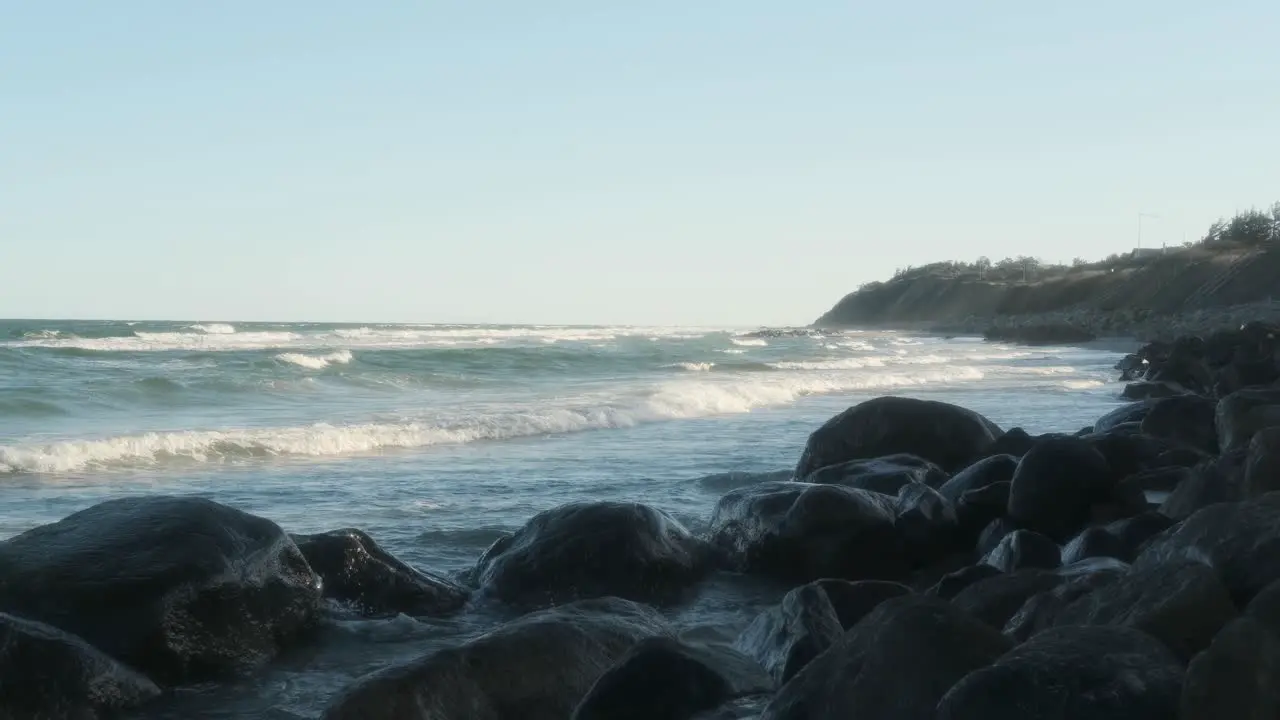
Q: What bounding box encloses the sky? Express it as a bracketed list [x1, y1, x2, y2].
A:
[2, 2, 1278, 326]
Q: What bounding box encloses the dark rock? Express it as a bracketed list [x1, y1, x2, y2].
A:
[1093, 400, 1156, 433]
[800, 453, 946, 494]
[937, 454, 1017, 504]
[987, 428, 1035, 458]
[1125, 466, 1192, 494]
[1246, 578, 1280, 636]
[1159, 449, 1247, 520]
[473, 501, 711, 607]
[950, 569, 1064, 629]
[975, 516, 1017, 557]
[322, 597, 669, 720]
[1008, 435, 1112, 541]
[1148, 351, 1213, 395]
[1049, 557, 1237, 661]
[1153, 445, 1212, 469]
[954, 481, 1011, 547]
[1217, 387, 1280, 453]
[691, 696, 769, 719]
[0, 612, 161, 719]
[0, 496, 322, 685]
[734, 583, 841, 685]
[1003, 561, 1127, 641]
[980, 529, 1060, 573]
[293, 529, 468, 617]
[1122, 381, 1185, 400]
[572, 637, 771, 720]
[812, 579, 912, 629]
[708, 482, 906, 584]
[794, 396, 1002, 477]
[1138, 492, 1280, 604]
[925, 564, 1002, 600]
[1245, 426, 1280, 499]
[1090, 474, 1152, 524]
[1140, 395, 1219, 454]
[760, 595, 1012, 720]
[893, 482, 958, 565]
[937, 626, 1184, 720]
[1117, 353, 1145, 381]
[1061, 511, 1175, 564]
[1082, 430, 1170, 484]
[1180, 617, 1280, 720]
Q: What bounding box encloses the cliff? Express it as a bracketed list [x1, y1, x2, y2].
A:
[814, 246, 1280, 341]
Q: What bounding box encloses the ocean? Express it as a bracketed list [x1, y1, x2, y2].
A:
[0, 319, 1130, 717]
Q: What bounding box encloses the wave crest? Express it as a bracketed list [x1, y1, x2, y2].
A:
[275, 350, 354, 370]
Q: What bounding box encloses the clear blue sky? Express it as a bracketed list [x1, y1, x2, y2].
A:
[3, 2, 1277, 326]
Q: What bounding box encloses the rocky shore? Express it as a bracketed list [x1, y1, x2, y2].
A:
[6, 325, 1280, 718]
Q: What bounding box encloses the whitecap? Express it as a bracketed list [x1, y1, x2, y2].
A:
[275, 350, 353, 370]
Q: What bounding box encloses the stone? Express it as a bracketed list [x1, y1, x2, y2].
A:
[293, 528, 469, 617]
[321, 598, 669, 720]
[954, 482, 1012, 549]
[1060, 512, 1175, 565]
[1245, 426, 1280, 498]
[1002, 561, 1127, 642]
[760, 596, 1012, 720]
[986, 428, 1035, 458]
[949, 569, 1064, 629]
[1140, 395, 1219, 455]
[473, 501, 711, 607]
[974, 516, 1017, 557]
[811, 579, 912, 630]
[1008, 435, 1112, 541]
[893, 482, 959, 566]
[0, 612, 161, 719]
[937, 626, 1184, 720]
[1180, 617, 1280, 720]
[925, 564, 1002, 600]
[1159, 449, 1247, 520]
[1093, 400, 1157, 433]
[572, 637, 772, 720]
[734, 583, 842, 685]
[1122, 381, 1185, 400]
[1217, 387, 1280, 453]
[708, 482, 906, 584]
[794, 397, 1002, 477]
[937, 454, 1017, 504]
[799, 453, 946, 494]
[0, 496, 322, 685]
[980, 529, 1060, 573]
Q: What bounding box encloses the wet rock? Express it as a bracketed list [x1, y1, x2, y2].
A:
[893, 482, 958, 565]
[760, 595, 1012, 720]
[1180, 617, 1280, 720]
[1217, 387, 1280, 452]
[1122, 381, 1185, 400]
[975, 516, 1018, 557]
[981, 529, 1060, 573]
[708, 482, 906, 584]
[293, 529, 468, 617]
[1245, 426, 1280, 498]
[937, 454, 1017, 504]
[0, 496, 322, 685]
[794, 397, 1002, 477]
[1140, 394, 1219, 454]
[1082, 430, 1170, 484]
[1060, 511, 1175, 564]
[572, 637, 771, 720]
[1153, 445, 1212, 469]
[1147, 351, 1213, 395]
[322, 597, 669, 720]
[950, 569, 1064, 629]
[812, 579, 912, 629]
[987, 428, 1035, 458]
[937, 626, 1184, 720]
[1093, 400, 1157, 433]
[0, 612, 161, 719]
[734, 583, 842, 685]
[1007, 436, 1112, 541]
[1003, 560, 1127, 641]
[800, 453, 946, 494]
[925, 564, 1002, 600]
[1159, 449, 1247, 520]
[1246, 578, 1280, 636]
[473, 501, 711, 607]
[1137, 492, 1280, 604]
[1117, 352, 1145, 381]
[1125, 466, 1192, 494]
[954, 481, 1011, 548]
[692, 696, 770, 720]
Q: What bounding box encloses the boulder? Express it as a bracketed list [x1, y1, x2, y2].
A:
[937, 626, 1184, 720]
[986, 428, 1035, 458]
[799, 454, 946, 494]
[572, 637, 771, 720]
[926, 564, 1002, 600]
[1147, 351, 1213, 395]
[1159, 449, 1247, 520]
[760, 596, 1012, 720]
[1246, 578, 1280, 636]
[1180, 617, 1280, 720]
[893, 482, 959, 565]
[937, 454, 1017, 504]
[949, 569, 1064, 629]
[811, 579, 912, 629]
[1117, 353, 1146, 381]
[692, 696, 771, 720]
[1093, 400, 1157, 433]
[954, 481, 1011, 548]
[473, 501, 711, 607]
[1125, 466, 1192, 494]
[1082, 430, 1170, 485]
[1140, 395, 1219, 454]
[0, 612, 161, 719]
[1122, 381, 1185, 400]
[1137, 492, 1280, 604]
[1002, 560, 1128, 641]
[1007, 436, 1112, 541]
[0, 496, 322, 685]
[980, 529, 1060, 573]
[322, 598, 668, 720]
[293, 529, 468, 617]
[1047, 557, 1237, 662]
[794, 397, 1002, 477]
[708, 482, 906, 584]
[734, 583, 842, 685]
[1245, 427, 1280, 499]
[974, 516, 1018, 557]
[1217, 387, 1280, 453]
[1059, 511, 1175, 565]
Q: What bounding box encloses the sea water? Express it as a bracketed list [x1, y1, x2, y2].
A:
[0, 320, 1129, 717]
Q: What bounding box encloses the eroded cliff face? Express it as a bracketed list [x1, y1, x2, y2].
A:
[815, 248, 1280, 333]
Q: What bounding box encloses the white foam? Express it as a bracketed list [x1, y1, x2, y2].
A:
[275, 350, 354, 370]
[669, 362, 715, 372]
[189, 323, 236, 334]
[730, 338, 768, 347]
